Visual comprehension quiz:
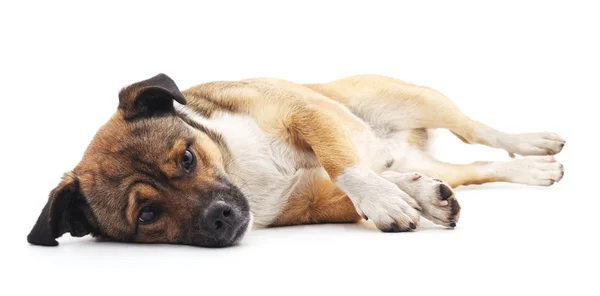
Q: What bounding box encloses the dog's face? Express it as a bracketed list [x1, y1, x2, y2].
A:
[28, 74, 251, 247]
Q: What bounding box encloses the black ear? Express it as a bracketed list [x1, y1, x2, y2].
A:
[27, 172, 94, 246]
[118, 73, 187, 120]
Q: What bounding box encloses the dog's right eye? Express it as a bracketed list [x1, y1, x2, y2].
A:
[138, 205, 160, 224]
[181, 148, 196, 172]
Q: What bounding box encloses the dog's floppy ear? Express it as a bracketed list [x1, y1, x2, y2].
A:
[27, 172, 94, 246]
[118, 73, 187, 120]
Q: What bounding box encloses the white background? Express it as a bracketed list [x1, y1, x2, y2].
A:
[1, 1, 598, 295]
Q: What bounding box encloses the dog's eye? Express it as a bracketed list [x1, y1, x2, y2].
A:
[138, 205, 160, 224]
[182, 149, 196, 172]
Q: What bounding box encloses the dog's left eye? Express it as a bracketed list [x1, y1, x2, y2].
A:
[182, 149, 196, 172]
[138, 205, 160, 224]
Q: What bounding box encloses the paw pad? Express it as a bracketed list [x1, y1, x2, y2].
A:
[439, 184, 453, 200]
[450, 199, 461, 217]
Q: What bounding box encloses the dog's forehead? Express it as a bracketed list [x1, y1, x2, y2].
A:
[95, 115, 187, 151]
[87, 117, 190, 187]
[83, 115, 191, 165]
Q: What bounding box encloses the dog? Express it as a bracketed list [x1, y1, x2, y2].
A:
[27, 74, 565, 247]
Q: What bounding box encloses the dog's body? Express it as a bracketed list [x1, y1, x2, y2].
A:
[28, 74, 565, 247]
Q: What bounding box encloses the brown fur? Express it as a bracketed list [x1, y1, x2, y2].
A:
[73, 114, 209, 242]
[184, 78, 365, 181]
[272, 172, 361, 226]
[28, 73, 564, 247]
[285, 109, 360, 180]
[28, 75, 251, 247]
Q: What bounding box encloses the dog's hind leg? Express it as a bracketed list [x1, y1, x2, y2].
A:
[391, 146, 565, 188]
[308, 74, 566, 156]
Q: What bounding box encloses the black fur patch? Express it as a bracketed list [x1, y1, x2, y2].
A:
[27, 176, 102, 246]
[119, 73, 187, 120]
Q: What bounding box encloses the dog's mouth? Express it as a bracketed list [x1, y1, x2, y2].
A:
[231, 213, 252, 244]
[233, 212, 254, 244]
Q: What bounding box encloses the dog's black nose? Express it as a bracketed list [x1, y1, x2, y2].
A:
[192, 199, 250, 247]
[204, 201, 237, 234]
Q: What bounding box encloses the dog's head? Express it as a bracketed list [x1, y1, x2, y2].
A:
[27, 74, 251, 248]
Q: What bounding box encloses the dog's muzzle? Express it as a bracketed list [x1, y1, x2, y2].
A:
[192, 200, 250, 247]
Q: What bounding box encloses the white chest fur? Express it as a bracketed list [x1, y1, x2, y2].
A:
[176, 106, 312, 228]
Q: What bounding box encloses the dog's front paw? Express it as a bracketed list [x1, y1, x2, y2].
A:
[336, 168, 421, 232]
[359, 190, 421, 232]
[502, 132, 565, 156]
[381, 172, 460, 228]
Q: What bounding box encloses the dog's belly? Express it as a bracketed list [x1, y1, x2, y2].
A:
[371, 128, 430, 173]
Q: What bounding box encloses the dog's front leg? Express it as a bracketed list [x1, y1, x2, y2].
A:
[287, 107, 421, 232]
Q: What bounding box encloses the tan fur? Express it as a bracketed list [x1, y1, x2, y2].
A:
[184, 78, 365, 181]
[176, 74, 564, 225]
[30, 73, 565, 247]
[399, 160, 501, 188]
[272, 170, 361, 226]
[406, 128, 429, 150]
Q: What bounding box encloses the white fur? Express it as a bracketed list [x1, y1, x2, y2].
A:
[335, 166, 420, 229]
[481, 156, 564, 186]
[474, 126, 565, 156]
[381, 171, 457, 226]
[176, 104, 316, 228]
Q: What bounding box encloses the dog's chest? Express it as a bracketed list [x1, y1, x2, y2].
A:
[195, 112, 319, 227]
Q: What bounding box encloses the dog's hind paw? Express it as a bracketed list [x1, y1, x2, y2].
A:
[486, 155, 564, 186]
[501, 132, 565, 156]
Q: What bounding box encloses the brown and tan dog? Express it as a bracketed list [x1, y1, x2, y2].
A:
[27, 74, 565, 247]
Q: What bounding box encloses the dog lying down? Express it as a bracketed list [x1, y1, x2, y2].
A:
[27, 74, 565, 247]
